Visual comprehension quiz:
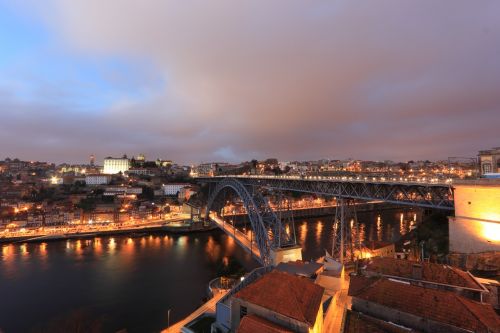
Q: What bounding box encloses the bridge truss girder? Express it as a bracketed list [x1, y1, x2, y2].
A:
[202, 177, 454, 210]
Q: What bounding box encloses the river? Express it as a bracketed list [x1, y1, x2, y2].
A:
[0, 207, 420, 333]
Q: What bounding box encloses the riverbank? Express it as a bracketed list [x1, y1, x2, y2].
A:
[0, 221, 218, 244]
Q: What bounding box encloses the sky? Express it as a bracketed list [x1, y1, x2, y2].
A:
[0, 1, 499, 165]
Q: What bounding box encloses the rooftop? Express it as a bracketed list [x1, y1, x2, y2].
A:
[364, 257, 484, 290]
[343, 310, 420, 333]
[349, 275, 500, 333]
[233, 270, 324, 327]
[275, 260, 323, 277]
[237, 314, 293, 333]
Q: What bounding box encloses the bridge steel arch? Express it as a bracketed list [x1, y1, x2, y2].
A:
[206, 178, 292, 266]
[200, 176, 454, 210]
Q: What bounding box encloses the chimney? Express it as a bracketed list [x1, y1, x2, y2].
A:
[412, 264, 423, 280]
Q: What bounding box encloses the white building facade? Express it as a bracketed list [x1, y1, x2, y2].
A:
[85, 174, 111, 185]
[103, 157, 130, 174]
[162, 183, 190, 196]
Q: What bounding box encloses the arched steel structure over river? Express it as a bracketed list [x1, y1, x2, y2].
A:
[199, 175, 454, 265]
[205, 177, 295, 265]
[200, 175, 454, 210]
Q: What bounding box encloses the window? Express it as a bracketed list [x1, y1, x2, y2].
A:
[482, 163, 492, 174]
[240, 306, 247, 319]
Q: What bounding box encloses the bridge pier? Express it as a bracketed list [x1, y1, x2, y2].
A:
[270, 246, 303, 265]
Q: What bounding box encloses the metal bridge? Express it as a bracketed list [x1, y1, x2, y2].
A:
[198, 175, 455, 265]
[200, 175, 454, 210]
[205, 177, 296, 266]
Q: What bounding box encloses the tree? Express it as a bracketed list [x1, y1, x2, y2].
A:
[77, 198, 96, 212]
[416, 212, 449, 260]
[139, 186, 155, 201]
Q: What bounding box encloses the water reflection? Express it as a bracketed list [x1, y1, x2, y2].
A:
[177, 236, 187, 249]
[299, 222, 307, 244]
[94, 238, 103, 255]
[2, 244, 14, 262]
[315, 221, 323, 243]
[0, 208, 421, 332]
[39, 242, 47, 259]
[225, 234, 235, 253]
[75, 239, 83, 257]
[298, 208, 421, 260]
[20, 243, 28, 256]
[399, 213, 405, 236]
[376, 215, 382, 241]
[205, 235, 220, 261]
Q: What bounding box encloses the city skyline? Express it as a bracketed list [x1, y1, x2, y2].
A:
[1, 1, 500, 164]
[1, 2, 499, 333]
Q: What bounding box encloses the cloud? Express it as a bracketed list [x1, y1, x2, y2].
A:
[2, 0, 500, 163]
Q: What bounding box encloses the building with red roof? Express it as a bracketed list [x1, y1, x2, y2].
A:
[343, 310, 421, 333]
[231, 270, 325, 333]
[348, 275, 500, 333]
[237, 314, 293, 333]
[362, 257, 488, 302]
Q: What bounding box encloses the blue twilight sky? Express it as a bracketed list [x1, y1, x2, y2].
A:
[0, 1, 499, 164]
[0, 4, 161, 112]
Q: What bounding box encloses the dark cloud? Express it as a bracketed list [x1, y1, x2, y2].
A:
[2, 0, 500, 164]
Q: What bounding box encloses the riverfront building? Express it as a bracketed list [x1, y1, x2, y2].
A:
[479, 147, 500, 175]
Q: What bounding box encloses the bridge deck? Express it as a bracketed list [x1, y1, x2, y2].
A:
[161, 289, 227, 333]
[209, 214, 261, 262]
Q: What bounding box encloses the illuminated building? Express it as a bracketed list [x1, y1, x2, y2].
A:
[230, 270, 324, 333]
[449, 179, 500, 253]
[478, 147, 500, 175]
[162, 183, 190, 196]
[103, 156, 130, 174]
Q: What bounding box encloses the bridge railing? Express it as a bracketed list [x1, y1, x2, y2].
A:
[200, 174, 455, 186]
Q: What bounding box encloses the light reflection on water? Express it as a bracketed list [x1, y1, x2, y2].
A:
[0, 208, 420, 332]
[315, 220, 323, 243]
[0, 232, 261, 332]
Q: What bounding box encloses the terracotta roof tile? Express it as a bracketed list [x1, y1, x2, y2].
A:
[233, 270, 324, 326]
[365, 257, 483, 290]
[237, 314, 293, 333]
[344, 310, 420, 333]
[349, 275, 500, 333]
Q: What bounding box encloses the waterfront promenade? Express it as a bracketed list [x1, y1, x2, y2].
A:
[0, 213, 209, 244]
